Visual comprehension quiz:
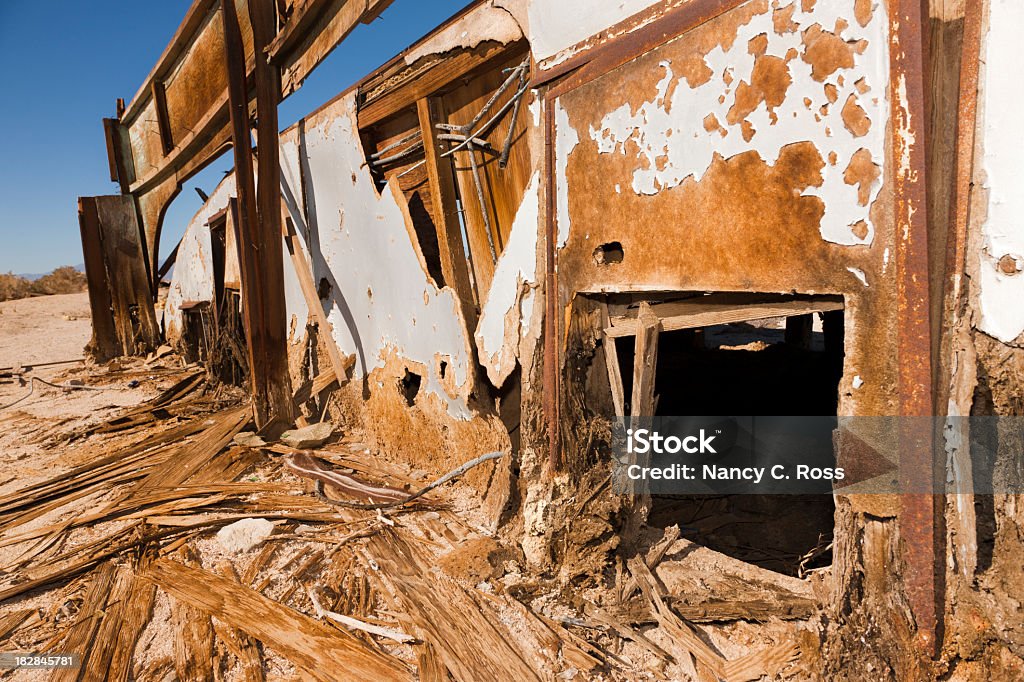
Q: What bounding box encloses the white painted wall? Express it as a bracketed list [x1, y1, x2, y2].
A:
[476, 173, 540, 385]
[977, 0, 1024, 343]
[164, 175, 234, 342]
[295, 93, 477, 419]
[528, 0, 663, 64]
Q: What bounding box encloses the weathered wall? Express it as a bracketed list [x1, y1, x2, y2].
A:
[554, 0, 896, 420]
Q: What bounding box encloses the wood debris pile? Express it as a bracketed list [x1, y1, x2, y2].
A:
[0, 360, 813, 681]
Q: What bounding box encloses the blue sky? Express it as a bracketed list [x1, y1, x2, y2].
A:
[0, 0, 469, 275]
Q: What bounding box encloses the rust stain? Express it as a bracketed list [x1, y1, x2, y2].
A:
[824, 82, 839, 103]
[727, 54, 793, 126]
[703, 113, 727, 137]
[844, 149, 880, 208]
[801, 24, 857, 82]
[801, 0, 816, 11]
[772, 2, 799, 34]
[855, 76, 871, 94]
[854, 0, 874, 27]
[851, 220, 869, 240]
[842, 93, 872, 137]
[748, 32, 769, 56]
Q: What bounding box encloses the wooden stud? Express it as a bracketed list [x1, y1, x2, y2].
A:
[600, 303, 625, 416]
[417, 97, 479, 324]
[630, 302, 660, 419]
[223, 0, 294, 429]
[785, 314, 814, 350]
[151, 80, 174, 156]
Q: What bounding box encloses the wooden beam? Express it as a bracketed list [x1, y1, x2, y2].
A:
[157, 236, 183, 282]
[417, 97, 478, 324]
[784, 314, 814, 350]
[151, 80, 175, 156]
[142, 558, 412, 682]
[630, 302, 660, 419]
[606, 295, 844, 338]
[599, 303, 625, 417]
[359, 42, 519, 129]
[78, 197, 119, 362]
[223, 0, 293, 429]
[92, 196, 161, 356]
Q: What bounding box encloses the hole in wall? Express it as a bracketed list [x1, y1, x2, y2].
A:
[399, 369, 422, 407]
[594, 242, 624, 265]
[439, 360, 448, 380]
[318, 277, 332, 300]
[612, 297, 843, 577]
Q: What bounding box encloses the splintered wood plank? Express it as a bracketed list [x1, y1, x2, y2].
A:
[0, 609, 34, 642]
[104, 567, 157, 682]
[142, 558, 411, 682]
[605, 294, 844, 338]
[214, 562, 265, 682]
[600, 303, 625, 416]
[171, 547, 215, 681]
[51, 563, 117, 682]
[630, 302, 660, 419]
[368, 531, 541, 682]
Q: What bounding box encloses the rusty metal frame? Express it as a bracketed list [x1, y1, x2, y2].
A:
[891, 0, 942, 655]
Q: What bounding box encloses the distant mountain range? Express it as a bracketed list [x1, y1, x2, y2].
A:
[17, 263, 85, 281]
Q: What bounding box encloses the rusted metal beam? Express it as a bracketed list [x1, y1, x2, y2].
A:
[78, 197, 119, 362]
[223, 0, 294, 429]
[891, 0, 942, 657]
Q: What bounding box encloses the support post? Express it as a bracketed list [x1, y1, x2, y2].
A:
[417, 97, 478, 325]
[222, 0, 294, 429]
[78, 198, 119, 362]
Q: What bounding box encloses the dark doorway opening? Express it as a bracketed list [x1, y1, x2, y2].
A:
[612, 294, 844, 577]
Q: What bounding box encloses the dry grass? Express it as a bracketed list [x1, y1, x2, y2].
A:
[0, 266, 87, 302]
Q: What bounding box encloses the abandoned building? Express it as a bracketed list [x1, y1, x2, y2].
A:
[0, 0, 1010, 678]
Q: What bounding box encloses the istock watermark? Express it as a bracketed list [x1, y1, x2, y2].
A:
[610, 416, 1024, 495]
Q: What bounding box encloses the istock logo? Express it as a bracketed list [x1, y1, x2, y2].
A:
[626, 428, 718, 454]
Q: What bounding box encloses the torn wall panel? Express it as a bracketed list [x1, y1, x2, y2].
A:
[164, 175, 235, 344]
[528, 0, 664, 65]
[403, 2, 523, 65]
[475, 172, 541, 386]
[976, 0, 1024, 344]
[295, 93, 477, 419]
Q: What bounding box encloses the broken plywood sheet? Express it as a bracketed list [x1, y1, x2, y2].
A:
[475, 172, 540, 387]
[404, 1, 524, 65]
[288, 92, 477, 419]
[528, 0, 664, 65]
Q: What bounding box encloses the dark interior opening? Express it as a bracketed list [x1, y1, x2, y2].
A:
[594, 241, 625, 265]
[399, 369, 422, 406]
[617, 307, 844, 577]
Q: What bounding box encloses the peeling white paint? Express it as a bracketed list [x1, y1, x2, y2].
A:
[476, 173, 541, 386]
[853, 375, 864, 389]
[847, 267, 868, 287]
[164, 175, 235, 343]
[529, 0, 663, 64]
[977, 0, 1024, 343]
[297, 94, 476, 418]
[555, 99, 579, 248]
[404, 2, 523, 65]
[585, 1, 889, 246]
